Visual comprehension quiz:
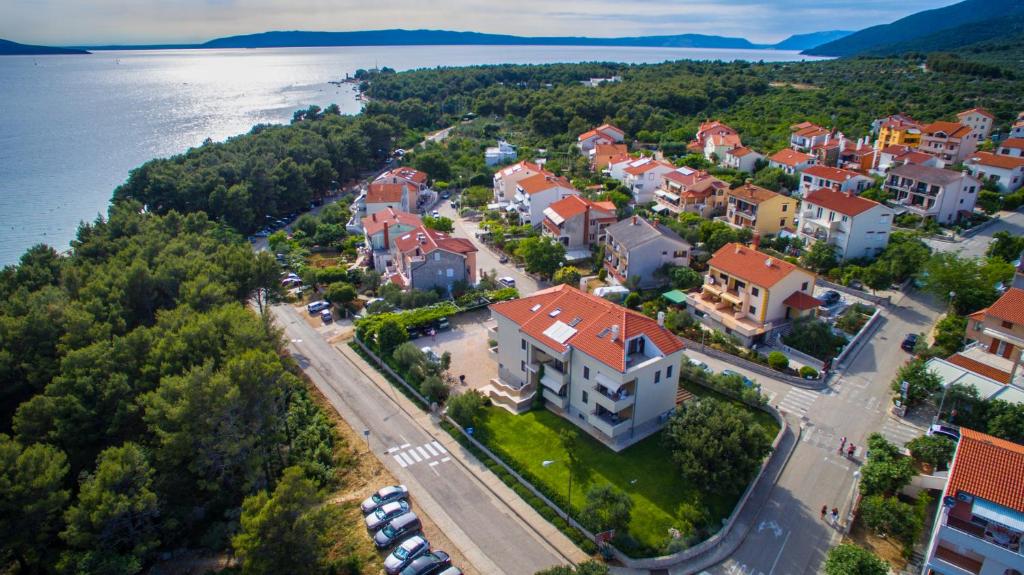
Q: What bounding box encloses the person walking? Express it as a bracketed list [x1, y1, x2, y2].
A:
[821, 505, 828, 520]
[847, 444, 856, 459]
[831, 507, 840, 527]
[839, 436, 847, 454]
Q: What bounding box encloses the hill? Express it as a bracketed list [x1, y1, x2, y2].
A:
[201, 29, 762, 50]
[771, 31, 852, 51]
[0, 38, 88, 55]
[804, 0, 1024, 57]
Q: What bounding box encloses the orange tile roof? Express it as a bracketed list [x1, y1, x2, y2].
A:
[497, 161, 545, 178]
[378, 166, 428, 185]
[793, 124, 830, 138]
[489, 285, 684, 372]
[592, 143, 628, 157]
[394, 226, 477, 256]
[947, 428, 1024, 514]
[708, 243, 810, 288]
[361, 208, 422, 236]
[801, 165, 866, 183]
[367, 182, 410, 204]
[957, 107, 995, 120]
[517, 173, 574, 196]
[726, 183, 783, 205]
[1001, 138, 1024, 150]
[625, 159, 674, 176]
[710, 133, 742, 148]
[578, 124, 624, 142]
[923, 121, 972, 139]
[728, 146, 757, 158]
[769, 148, 816, 167]
[967, 151, 1024, 170]
[946, 353, 1012, 384]
[802, 188, 881, 217]
[783, 291, 823, 310]
[985, 288, 1024, 325]
[546, 195, 616, 220]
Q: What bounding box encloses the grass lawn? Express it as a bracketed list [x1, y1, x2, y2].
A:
[475, 399, 779, 556]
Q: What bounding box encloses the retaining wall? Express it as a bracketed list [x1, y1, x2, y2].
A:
[680, 336, 826, 389]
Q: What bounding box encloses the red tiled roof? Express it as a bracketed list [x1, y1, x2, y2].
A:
[709, 133, 742, 148]
[489, 285, 684, 372]
[708, 243, 810, 288]
[957, 107, 995, 120]
[546, 195, 616, 220]
[726, 183, 783, 205]
[769, 148, 816, 167]
[1001, 138, 1024, 150]
[378, 166, 428, 185]
[802, 188, 881, 217]
[625, 159, 674, 176]
[783, 291, 823, 311]
[947, 428, 1024, 514]
[579, 124, 624, 142]
[801, 165, 866, 183]
[946, 354, 1012, 384]
[394, 226, 477, 256]
[923, 121, 972, 139]
[793, 124, 830, 138]
[728, 146, 757, 158]
[967, 151, 1024, 170]
[497, 161, 545, 178]
[517, 173, 574, 195]
[985, 288, 1024, 325]
[592, 143, 628, 157]
[902, 151, 935, 165]
[361, 208, 423, 236]
[367, 182, 410, 204]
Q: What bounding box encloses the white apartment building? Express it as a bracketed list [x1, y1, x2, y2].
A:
[885, 164, 981, 224]
[492, 161, 545, 202]
[512, 173, 579, 226]
[616, 157, 676, 204]
[798, 188, 893, 261]
[485, 140, 518, 166]
[965, 151, 1024, 193]
[956, 107, 995, 144]
[797, 165, 873, 198]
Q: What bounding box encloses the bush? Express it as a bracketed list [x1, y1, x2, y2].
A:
[906, 435, 955, 469]
[552, 266, 582, 287]
[446, 390, 488, 428]
[799, 366, 819, 379]
[420, 375, 450, 404]
[859, 495, 922, 546]
[782, 317, 848, 361]
[597, 268, 607, 281]
[767, 351, 789, 371]
[824, 544, 888, 575]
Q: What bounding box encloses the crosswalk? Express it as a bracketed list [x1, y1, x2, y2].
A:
[778, 388, 819, 418]
[387, 441, 452, 469]
[880, 418, 924, 448]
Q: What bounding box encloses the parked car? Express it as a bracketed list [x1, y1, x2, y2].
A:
[420, 347, 441, 364]
[440, 191, 450, 199]
[374, 512, 421, 549]
[384, 535, 430, 575]
[928, 424, 960, 443]
[901, 333, 919, 353]
[320, 309, 333, 324]
[282, 277, 302, 287]
[365, 500, 411, 531]
[431, 210, 440, 218]
[687, 358, 712, 373]
[307, 300, 330, 314]
[361, 485, 409, 515]
[433, 317, 450, 331]
[400, 551, 451, 575]
[498, 276, 515, 288]
[721, 369, 755, 387]
[498, 255, 509, 264]
[820, 290, 841, 307]
[436, 568, 462, 575]
[449, 201, 457, 209]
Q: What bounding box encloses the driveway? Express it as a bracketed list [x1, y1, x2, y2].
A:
[924, 208, 1024, 258]
[411, 310, 497, 394]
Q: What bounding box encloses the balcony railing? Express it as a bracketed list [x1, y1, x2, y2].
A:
[593, 385, 635, 412]
[590, 410, 631, 438]
[933, 545, 982, 575]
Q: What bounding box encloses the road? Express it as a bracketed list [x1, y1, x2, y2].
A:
[693, 288, 944, 575]
[924, 208, 1024, 258]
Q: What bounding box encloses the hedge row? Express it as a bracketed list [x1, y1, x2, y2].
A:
[355, 302, 460, 334]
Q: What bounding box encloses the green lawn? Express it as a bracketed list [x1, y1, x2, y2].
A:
[475, 400, 779, 556]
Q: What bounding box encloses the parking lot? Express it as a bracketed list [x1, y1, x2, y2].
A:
[411, 309, 497, 394]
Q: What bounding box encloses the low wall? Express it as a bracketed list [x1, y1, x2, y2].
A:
[815, 277, 891, 306]
[775, 342, 827, 371]
[680, 336, 826, 390]
[833, 307, 883, 370]
[960, 213, 1001, 238]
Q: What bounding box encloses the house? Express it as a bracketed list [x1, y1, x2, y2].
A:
[488, 284, 685, 450]
[965, 152, 1024, 193]
[655, 167, 730, 217]
[581, 75, 622, 87]
[622, 158, 677, 204]
[376, 166, 429, 192]
[921, 428, 1024, 575]
[964, 288, 1024, 384]
[366, 182, 414, 216]
[689, 242, 820, 346]
[688, 120, 740, 158]
[797, 165, 873, 198]
[919, 121, 977, 165]
[723, 182, 799, 236]
[789, 121, 832, 152]
[590, 143, 629, 170]
[721, 146, 763, 173]
[999, 139, 1024, 158]
[798, 188, 893, 261]
[512, 172, 579, 226]
[577, 124, 626, 153]
[541, 196, 617, 260]
[957, 107, 996, 143]
[1010, 112, 1024, 139]
[875, 115, 923, 149]
[702, 132, 743, 164]
[493, 161, 545, 201]
[361, 208, 423, 270]
[807, 135, 872, 169]
[603, 216, 691, 289]
[485, 140, 518, 166]
[874, 145, 941, 173]
[389, 226, 478, 293]
[768, 148, 818, 176]
[870, 113, 918, 136]
[885, 164, 980, 224]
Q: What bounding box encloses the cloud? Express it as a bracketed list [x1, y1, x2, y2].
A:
[0, 0, 953, 45]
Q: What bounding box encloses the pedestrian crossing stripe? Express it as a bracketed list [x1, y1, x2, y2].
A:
[393, 454, 407, 468]
[387, 442, 454, 469]
[432, 441, 447, 454]
[416, 446, 430, 460]
[408, 449, 422, 462]
[424, 443, 439, 457]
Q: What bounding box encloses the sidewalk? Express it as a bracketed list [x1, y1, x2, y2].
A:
[338, 340, 590, 565]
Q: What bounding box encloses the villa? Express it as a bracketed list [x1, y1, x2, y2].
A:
[884, 164, 980, 224]
[798, 188, 893, 261]
[723, 182, 799, 236]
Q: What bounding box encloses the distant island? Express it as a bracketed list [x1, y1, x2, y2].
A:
[0, 38, 89, 55]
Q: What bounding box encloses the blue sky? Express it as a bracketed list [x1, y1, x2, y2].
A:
[2, 0, 953, 45]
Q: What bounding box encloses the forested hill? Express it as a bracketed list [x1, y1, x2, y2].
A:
[864, 14, 1024, 62]
[0, 38, 88, 55]
[771, 31, 851, 51]
[804, 0, 1024, 57]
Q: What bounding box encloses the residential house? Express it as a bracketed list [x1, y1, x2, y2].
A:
[797, 165, 873, 198]
[871, 113, 918, 137]
[964, 288, 1024, 384]
[798, 188, 893, 261]
[688, 120, 740, 158]
[965, 152, 1024, 193]
[622, 158, 677, 204]
[721, 146, 763, 173]
[834, 137, 877, 172]
[488, 284, 685, 450]
[997, 138, 1024, 158]
[885, 164, 980, 224]
[919, 121, 977, 165]
[389, 226, 478, 293]
[512, 172, 579, 226]
[1011, 112, 1024, 139]
[689, 242, 820, 346]
[957, 107, 996, 143]
[724, 182, 799, 236]
[484, 140, 518, 166]
[655, 167, 730, 217]
[376, 166, 429, 193]
[924, 355, 1024, 404]
[603, 216, 691, 289]
[493, 161, 545, 202]
[361, 208, 423, 270]
[702, 132, 743, 164]
[875, 115, 923, 148]
[768, 148, 818, 176]
[789, 121, 831, 152]
[590, 143, 629, 170]
[874, 144, 941, 173]
[542, 196, 618, 261]
[577, 124, 626, 153]
[366, 182, 414, 216]
[921, 428, 1024, 575]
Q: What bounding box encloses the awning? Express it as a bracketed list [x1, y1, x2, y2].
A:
[655, 190, 680, 202]
[651, 204, 669, 213]
[595, 372, 625, 391]
[540, 372, 566, 392]
[972, 498, 1024, 531]
[662, 290, 687, 305]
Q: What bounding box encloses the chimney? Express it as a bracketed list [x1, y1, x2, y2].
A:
[846, 189, 854, 198]
[765, 257, 773, 268]
[611, 324, 620, 341]
[752, 231, 761, 250]
[735, 244, 742, 254]
[383, 221, 390, 247]
[657, 311, 665, 327]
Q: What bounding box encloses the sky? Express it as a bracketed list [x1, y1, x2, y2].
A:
[2, 0, 954, 46]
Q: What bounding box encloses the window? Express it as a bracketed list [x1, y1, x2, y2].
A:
[521, 339, 526, 350]
[583, 366, 590, 380]
[816, 207, 823, 218]
[434, 252, 441, 261]
[520, 360, 526, 372]
[751, 287, 759, 297]
[446, 268, 454, 278]
[1003, 320, 1014, 329]
[780, 218, 786, 227]
[666, 365, 673, 379]
[841, 215, 848, 223]
[654, 370, 661, 384]
[782, 204, 788, 212]
[581, 390, 588, 404]
[801, 282, 809, 291]
[749, 305, 757, 314]
[828, 211, 835, 222]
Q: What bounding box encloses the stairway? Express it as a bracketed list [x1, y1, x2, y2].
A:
[675, 387, 695, 405]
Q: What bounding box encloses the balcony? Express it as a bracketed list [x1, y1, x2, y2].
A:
[590, 408, 632, 438]
[730, 209, 757, 221]
[542, 388, 568, 409]
[593, 382, 636, 413]
[932, 545, 982, 575]
[539, 366, 567, 393]
[938, 508, 1024, 567]
[720, 288, 743, 305]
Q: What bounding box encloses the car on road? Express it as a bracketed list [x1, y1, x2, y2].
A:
[440, 191, 450, 199]
[928, 424, 960, 443]
[819, 290, 841, 307]
[307, 300, 329, 314]
[498, 276, 515, 288]
[374, 512, 421, 549]
[400, 550, 451, 575]
[687, 358, 712, 373]
[384, 535, 430, 575]
[449, 201, 457, 209]
[431, 210, 440, 218]
[361, 485, 410, 514]
[365, 500, 411, 531]
[901, 333, 920, 352]
[498, 254, 509, 264]
[433, 317, 450, 331]
[282, 277, 302, 287]
[721, 369, 755, 387]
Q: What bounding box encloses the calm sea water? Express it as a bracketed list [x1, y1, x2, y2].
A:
[0, 45, 825, 265]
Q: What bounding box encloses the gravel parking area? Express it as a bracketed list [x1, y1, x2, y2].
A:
[411, 309, 497, 394]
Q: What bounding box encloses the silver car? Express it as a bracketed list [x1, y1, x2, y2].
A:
[383, 535, 429, 575]
[361, 485, 409, 514]
[365, 500, 411, 531]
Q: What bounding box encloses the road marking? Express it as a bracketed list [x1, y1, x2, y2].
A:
[758, 520, 783, 538]
[399, 442, 411, 449]
[416, 446, 431, 460]
[778, 388, 818, 416]
[423, 443, 439, 457]
[385, 447, 399, 454]
[429, 461, 439, 467]
[432, 441, 447, 453]
[393, 454, 408, 468]
[407, 449, 422, 463]
[440, 456, 451, 463]
[767, 530, 791, 575]
[399, 452, 414, 466]
[881, 419, 924, 447]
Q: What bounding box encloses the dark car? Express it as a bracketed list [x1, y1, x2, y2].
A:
[440, 191, 450, 199]
[374, 512, 421, 549]
[820, 290, 841, 306]
[901, 333, 920, 352]
[361, 485, 409, 515]
[928, 424, 961, 443]
[400, 551, 451, 575]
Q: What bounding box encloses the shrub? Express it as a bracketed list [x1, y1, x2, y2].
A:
[859, 495, 922, 546]
[824, 544, 888, 575]
[799, 366, 819, 379]
[446, 390, 488, 428]
[906, 435, 955, 469]
[552, 266, 582, 287]
[420, 375, 450, 404]
[597, 268, 607, 281]
[767, 351, 789, 371]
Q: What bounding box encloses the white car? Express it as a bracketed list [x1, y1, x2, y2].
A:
[383, 535, 429, 575]
[688, 358, 712, 373]
[498, 276, 515, 288]
[420, 347, 441, 364]
[307, 300, 329, 314]
[431, 210, 441, 218]
[365, 500, 411, 531]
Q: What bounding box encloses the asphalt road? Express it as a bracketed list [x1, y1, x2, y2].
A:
[924, 208, 1024, 258]
[271, 304, 564, 575]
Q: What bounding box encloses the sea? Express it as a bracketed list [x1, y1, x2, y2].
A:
[0, 45, 826, 265]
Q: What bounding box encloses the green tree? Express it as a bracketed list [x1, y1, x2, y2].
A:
[669, 266, 702, 291]
[581, 484, 633, 534]
[623, 292, 641, 310]
[420, 375, 450, 404]
[324, 282, 357, 307]
[411, 149, 452, 181]
[376, 317, 408, 354]
[232, 467, 332, 575]
[891, 359, 943, 407]
[931, 314, 967, 356]
[858, 187, 890, 204]
[861, 262, 893, 293]
[859, 495, 922, 545]
[307, 158, 337, 199]
[986, 230, 1024, 263]
[824, 544, 888, 575]
[516, 237, 566, 279]
[801, 241, 839, 272]
[553, 266, 583, 287]
[423, 216, 455, 233]
[986, 401, 1024, 444]
[664, 398, 772, 493]
[767, 351, 789, 371]
[250, 250, 284, 317]
[907, 435, 956, 468]
[446, 390, 487, 428]
[60, 443, 160, 575]
[534, 560, 610, 575]
[921, 252, 1013, 314]
[0, 435, 70, 572]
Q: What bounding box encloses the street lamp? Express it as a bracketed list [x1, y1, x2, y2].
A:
[542, 459, 573, 521]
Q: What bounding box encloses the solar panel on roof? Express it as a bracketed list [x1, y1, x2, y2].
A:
[542, 321, 577, 344]
[568, 316, 583, 327]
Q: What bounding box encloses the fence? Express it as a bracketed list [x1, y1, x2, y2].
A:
[679, 336, 827, 389]
[815, 277, 891, 306]
[833, 307, 883, 370]
[775, 342, 827, 371]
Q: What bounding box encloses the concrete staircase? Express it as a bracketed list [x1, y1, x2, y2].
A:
[481, 379, 536, 414]
[676, 387, 695, 405]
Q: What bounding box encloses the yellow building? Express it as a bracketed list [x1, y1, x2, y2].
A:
[876, 117, 923, 149]
[724, 182, 799, 237]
